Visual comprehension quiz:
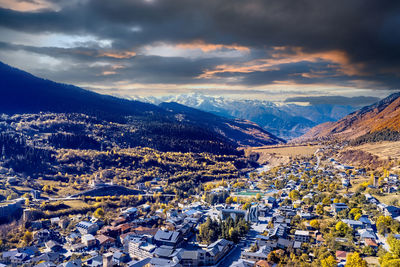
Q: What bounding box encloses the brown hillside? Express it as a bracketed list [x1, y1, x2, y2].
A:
[297, 93, 400, 141]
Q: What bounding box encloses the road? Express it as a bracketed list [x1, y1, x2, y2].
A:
[314, 149, 321, 171]
[217, 245, 242, 267]
[377, 233, 390, 251]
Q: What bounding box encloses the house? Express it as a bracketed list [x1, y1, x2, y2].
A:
[57, 259, 81, 267]
[70, 243, 86, 252]
[277, 238, 293, 249]
[358, 215, 372, 227]
[11, 252, 30, 265]
[45, 240, 62, 252]
[76, 221, 99, 235]
[230, 259, 254, 267]
[206, 239, 234, 264]
[67, 233, 80, 244]
[19, 246, 39, 257]
[132, 226, 159, 236]
[336, 251, 347, 262]
[2, 249, 18, 264]
[384, 206, 400, 218]
[342, 219, 364, 229]
[59, 218, 69, 229]
[82, 234, 97, 247]
[364, 238, 379, 249]
[96, 234, 115, 248]
[255, 260, 274, 267]
[154, 245, 179, 260]
[31, 251, 62, 264]
[357, 229, 376, 240]
[241, 246, 270, 262]
[177, 249, 205, 266]
[50, 217, 60, 226]
[268, 224, 288, 240]
[154, 230, 183, 248]
[294, 230, 310, 243]
[102, 252, 113, 267]
[331, 203, 348, 215]
[113, 251, 131, 265]
[121, 207, 138, 219]
[149, 257, 180, 267]
[140, 204, 151, 212]
[128, 237, 156, 260]
[35, 229, 51, 242]
[84, 254, 103, 267]
[31, 190, 41, 200]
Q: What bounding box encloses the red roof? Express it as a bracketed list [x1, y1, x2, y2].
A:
[256, 260, 273, 267]
[316, 234, 325, 242]
[336, 250, 347, 260]
[365, 238, 378, 247]
[117, 223, 131, 232]
[96, 234, 115, 245]
[132, 226, 158, 236]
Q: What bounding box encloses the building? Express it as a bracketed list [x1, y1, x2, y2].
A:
[96, 234, 115, 248]
[121, 207, 138, 219]
[76, 221, 99, 235]
[178, 239, 234, 266]
[154, 230, 183, 248]
[82, 234, 97, 247]
[0, 198, 24, 220]
[113, 251, 130, 265]
[241, 246, 270, 262]
[342, 219, 364, 229]
[31, 190, 41, 200]
[384, 205, 400, 218]
[103, 252, 114, 267]
[220, 209, 246, 221]
[294, 230, 310, 243]
[128, 238, 156, 260]
[205, 239, 234, 265]
[331, 203, 348, 215]
[246, 205, 259, 222]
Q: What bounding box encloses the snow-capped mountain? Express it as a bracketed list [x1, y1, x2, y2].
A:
[131, 93, 357, 140]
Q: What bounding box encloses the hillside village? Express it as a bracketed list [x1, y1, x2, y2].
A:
[0, 144, 399, 267]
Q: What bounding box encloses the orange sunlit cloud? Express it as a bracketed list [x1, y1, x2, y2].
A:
[99, 51, 136, 59]
[176, 40, 250, 53]
[0, 0, 57, 11]
[198, 47, 365, 79]
[99, 64, 125, 76]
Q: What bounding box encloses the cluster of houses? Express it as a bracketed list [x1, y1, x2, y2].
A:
[227, 157, 400, 266]
[2, 150, 400, 267]
[0, 202, 236, 267]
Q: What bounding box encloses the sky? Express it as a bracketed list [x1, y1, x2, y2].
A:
[0, 0, 399, 104]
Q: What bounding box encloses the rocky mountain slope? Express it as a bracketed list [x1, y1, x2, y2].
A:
[298, 92, 400, 142]
[0, 61, 283, 154]
[133, 93, 356, 140]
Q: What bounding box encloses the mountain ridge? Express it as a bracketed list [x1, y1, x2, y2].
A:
[0, 61, 283, 152]
[297, 92, 400, 142]
[131, 93, 357, 139]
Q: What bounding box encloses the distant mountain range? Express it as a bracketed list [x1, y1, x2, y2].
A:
[133, 94, 357, 140]
[298, 92, 400, 143]
[0, 61, 283, 153]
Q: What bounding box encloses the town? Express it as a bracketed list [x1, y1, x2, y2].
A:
[0, 144, 399, 267]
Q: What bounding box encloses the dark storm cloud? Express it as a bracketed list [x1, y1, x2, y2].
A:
[0, 0, 400, 88]
[0, 40, 231, 84]
[285, 96, 381, 106]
